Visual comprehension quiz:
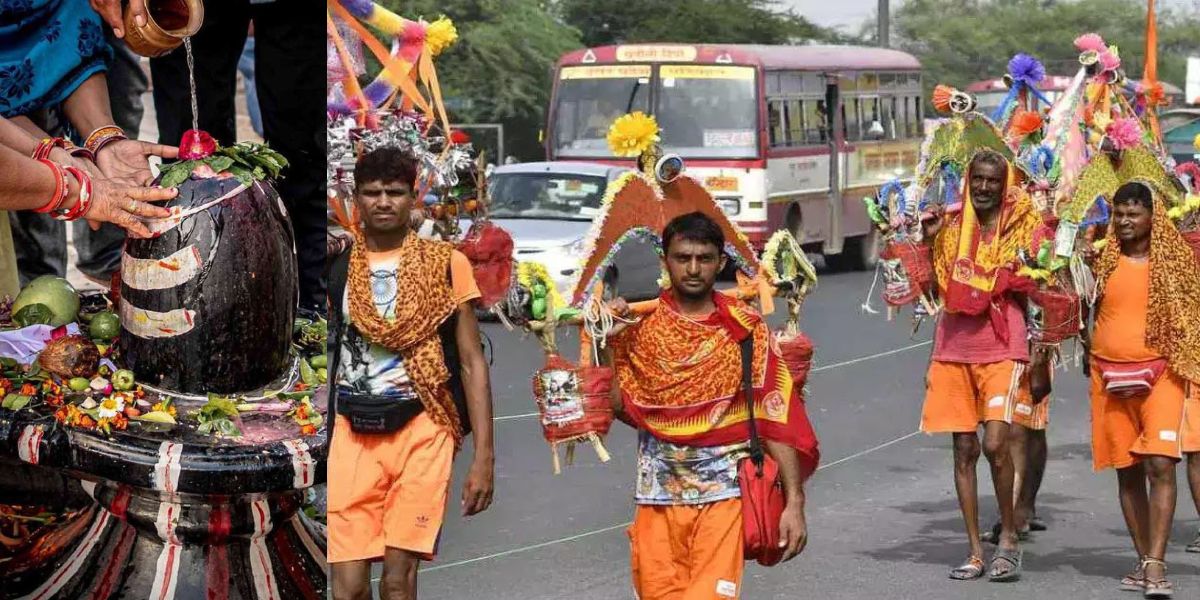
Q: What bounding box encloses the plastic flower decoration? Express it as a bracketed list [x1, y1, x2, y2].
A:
[1074, 33, 1107, 53]
[607, 112, 661, 158]
[1105, 117, 1142, 150]
[424, 16, 457, 57]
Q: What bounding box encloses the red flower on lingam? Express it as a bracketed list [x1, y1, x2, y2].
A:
[179, 129, 217, 160]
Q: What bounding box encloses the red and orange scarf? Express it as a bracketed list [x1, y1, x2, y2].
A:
[612, 292, 819, 477]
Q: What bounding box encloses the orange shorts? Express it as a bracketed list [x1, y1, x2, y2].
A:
[629, 499, 744, 600]
[1183, 383, 1200, 454]
[327, 412, 455, 563]
[1089, 363, 1187, 470]
[920, 360, 1026, 433]
[1012, 367, 1051, 431]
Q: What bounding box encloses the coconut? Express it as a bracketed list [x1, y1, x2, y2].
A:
[38, 335, 100, 378]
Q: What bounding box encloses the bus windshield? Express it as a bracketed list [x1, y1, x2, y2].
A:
[552, 65, 651, 158]
[551, 64, 758, 159]
[655, 65, 758, 159]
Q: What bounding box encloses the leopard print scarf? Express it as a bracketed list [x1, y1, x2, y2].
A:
[347, 227, 463, 439]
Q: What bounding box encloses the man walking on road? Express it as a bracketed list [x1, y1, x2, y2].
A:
[326, 148, 496, 600]
[920, 150, 1043, 582]
[603, 212, 819, 599]
[1087, 181, 1200, 598]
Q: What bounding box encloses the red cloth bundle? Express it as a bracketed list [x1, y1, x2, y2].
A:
[457, 221, 514, 309]
[532, 355, 615, 473]
[1182, 230, 1200, 265]
[774, 330, 814, 389]
[879, 240, 933, 307]
[1027, 286, 1081, 344]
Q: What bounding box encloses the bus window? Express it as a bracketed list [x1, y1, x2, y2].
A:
[882, 96, 898, 140]
[806, 100, 828, 144]
[657, 65, 758, 158]
[768, 100, 786, 146]
[862, 96, 883, 140]
[552, 65, 651, 158]
[786, 99, 804, 146]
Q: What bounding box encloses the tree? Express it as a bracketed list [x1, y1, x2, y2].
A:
[886, 0, 1200, 103]
[560, 0, 836, 47]
[366, 0, 583, 160]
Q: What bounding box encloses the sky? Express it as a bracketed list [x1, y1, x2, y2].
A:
[783, 0, 1195, 31]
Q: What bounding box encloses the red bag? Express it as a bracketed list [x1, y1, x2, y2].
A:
[532, 355, 615, 473]
[1027, 286, 1081, 344]
[736, 337, 786, 566]
[457, 221, 514, 309]
[1093, 357, 1169, 399]
[879, 241, 933, 307]
[774, 330, 814, 388]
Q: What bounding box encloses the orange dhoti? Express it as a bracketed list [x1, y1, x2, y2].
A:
[1181, 383, 1200, 454]
[1089, 365, 1187, 470]
[920, 360, 1026, 433]
[629, 498, 744, 600]
[1012, 366, 1051, 431]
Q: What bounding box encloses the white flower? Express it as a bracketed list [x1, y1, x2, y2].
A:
[97, 395, 125, 419]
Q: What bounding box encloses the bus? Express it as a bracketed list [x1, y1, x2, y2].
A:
[545, 43, 924, 269]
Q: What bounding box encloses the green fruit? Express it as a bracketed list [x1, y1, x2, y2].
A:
[136, 411, 177, 424]
[89, 312, 120, 340]
[308, 354, 327, 369]
[68, 377, 90, 391]
[531, 297, 547, 320]
[13, 277, 79, 327]
[112, 369, 135, 391]
[299, 358, 316, 385]
[317, 367, 328, 383]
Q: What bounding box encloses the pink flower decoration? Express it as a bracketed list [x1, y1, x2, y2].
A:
[1098, 50, 1120, 72]
[179, 129, 217, 160]
[1105, 117, 1142, 150]
[1074, 33, 1106, 53]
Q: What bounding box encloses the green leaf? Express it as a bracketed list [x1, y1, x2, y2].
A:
[206, 156, 235, 172]
[14, 303, 53, 327]
[299, 359, 316, 385]
[160, 161, 194, 188]
[2, 393, 30, 410]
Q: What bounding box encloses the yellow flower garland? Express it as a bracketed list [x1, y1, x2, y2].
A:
[517, 261, 565, 314]
[607, 112, 660, 158]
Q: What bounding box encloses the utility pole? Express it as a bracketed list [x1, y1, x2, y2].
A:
[878, 0, 890, 47]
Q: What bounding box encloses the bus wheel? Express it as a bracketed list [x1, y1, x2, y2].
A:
[826, 232, 880, 271]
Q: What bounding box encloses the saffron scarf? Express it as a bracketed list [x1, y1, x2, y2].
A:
[612, 292, 819, 478]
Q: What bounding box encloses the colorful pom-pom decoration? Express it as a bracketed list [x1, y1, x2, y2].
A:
[606, 112, 661, 158]
[424, 16, 458, 57]
[1074, 33, 1107, 53]
[1105, 117, 1142, 150]
[932, 85, 955, 114]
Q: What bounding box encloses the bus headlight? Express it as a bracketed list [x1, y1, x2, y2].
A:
[717, 197, 741, 216]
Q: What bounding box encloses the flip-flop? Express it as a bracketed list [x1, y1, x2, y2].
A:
[1185, 531, 1200, 553]
[1028, 515, 1048, 531]
[1142, 558, 1173, 599]
[981, 521, 1030, 544]
[949, 555, 985, 580]
[987, 547, 1022, 582]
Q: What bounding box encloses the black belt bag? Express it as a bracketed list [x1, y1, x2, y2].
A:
[336, 391, 424, 434]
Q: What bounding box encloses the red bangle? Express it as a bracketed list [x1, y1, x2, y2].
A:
[32, 137, 68, 161]
[58, 167, 93, 221]
[33, 159, 68, 214]
[69, 146, 95, 162]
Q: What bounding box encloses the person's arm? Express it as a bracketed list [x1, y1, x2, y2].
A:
[601, 298, 637, 427]
[763, 439, 809, 561]
[61, 73, 179, 186]
[4, 116, 104, 178]
[89, 0, 147, 38]
[1028, 346, 1052, 403]
[0, 143, 174, 237]
[455, 302, 495, 517]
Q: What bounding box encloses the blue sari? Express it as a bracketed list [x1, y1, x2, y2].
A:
[0, 0, 110, 117]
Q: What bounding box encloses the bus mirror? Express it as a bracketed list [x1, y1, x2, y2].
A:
[655, 154, 685, 183]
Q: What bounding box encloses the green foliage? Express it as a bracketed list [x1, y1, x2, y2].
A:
[887, 0, 1200, 104]
[560, 0, 833, 47]
[196, 394, 242, 436]
[158, 142, 290, 188]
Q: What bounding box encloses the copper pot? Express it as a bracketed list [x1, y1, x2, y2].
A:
[123, 0, 204, 58]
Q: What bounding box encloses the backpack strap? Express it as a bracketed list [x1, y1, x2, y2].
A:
[326, 247, 351, 428]
[741, 336, 764, 473]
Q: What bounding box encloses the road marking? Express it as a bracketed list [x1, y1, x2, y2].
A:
[412, 426, 925, 576]
[491, 341, 933, 422]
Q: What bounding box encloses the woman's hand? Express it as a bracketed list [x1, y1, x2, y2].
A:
[83, 179, 177, 239]
[47, 147, 102, 180]
[89, 0, 146, 38]
[96, 139, 179, 187]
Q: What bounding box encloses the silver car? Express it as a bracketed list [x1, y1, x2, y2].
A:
[488, 161, 662, 303]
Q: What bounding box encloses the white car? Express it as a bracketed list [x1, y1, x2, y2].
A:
[488, 162, 662, 303]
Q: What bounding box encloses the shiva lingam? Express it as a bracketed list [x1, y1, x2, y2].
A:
[0, 130, 327, 599]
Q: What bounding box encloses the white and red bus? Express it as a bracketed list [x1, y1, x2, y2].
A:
[545, 44, 924, 269]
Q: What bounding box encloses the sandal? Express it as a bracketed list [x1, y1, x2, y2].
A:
[1028, 515, 1048, 531]
[1186, 531, 1200, 553]
[980, 521, 1030, 544]
[1142, 558, 1173, 599]
[987, 547, 1022, 582]
[949, 555, 985, 580]
[1120, 559, 1146, 592]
